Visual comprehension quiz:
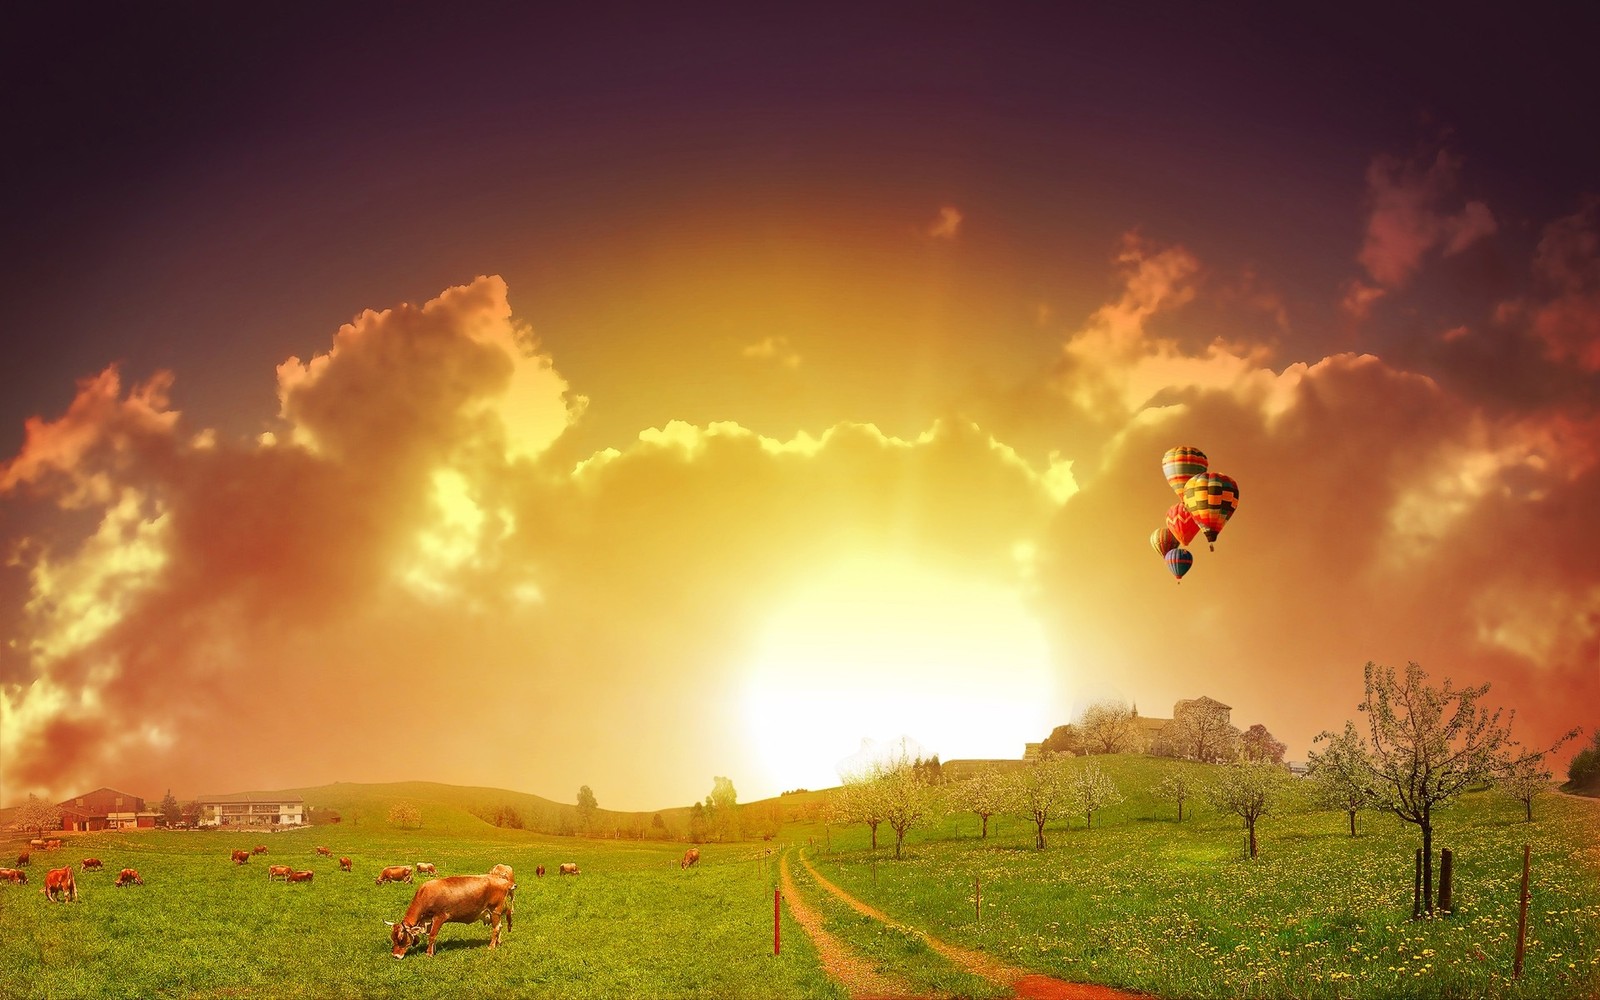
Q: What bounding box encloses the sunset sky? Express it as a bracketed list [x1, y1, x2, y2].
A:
[3, 5, 1598, 812]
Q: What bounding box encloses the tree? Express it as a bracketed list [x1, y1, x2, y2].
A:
[1239, 724, 1287, 765]
[1153, 772, 1191, 821]
[1204, 761, 1289, 859]
[1042, 723, 1085, 756]
[1307, 720, 1377, 836]
[1356, 660, 1577, 916]
[1008, 750, 1074, 849]
[577, 785, 598, 834]
[704, 776, 740, 842]
[1070, 761, 1124, 828]
[960, 765, 1008, 839]
[1165, 700, 1240, 762]
[878, 763, 936, 859]
[15, 795, 62, 837]
[832, 778, 885, 850]
[687, 801, 708, 844]
[387, 801, 421, 829]
[1079, 700, 1143, 755]
[158, 789, 180, 827]
[1566, 728, 1600, 789]
[1499, 757, 1552, 822]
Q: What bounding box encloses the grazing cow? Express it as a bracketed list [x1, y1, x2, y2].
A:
[46, 839, 62, 850]
[114, 869, 143, 887]
[253, 845, 268, 855]
[0, 868, 27, 884]
[487, 864, 513, 882]
[231, 849, 251, 865]
[17, 851, 30, 867]
[43, 866, 76, 902]
[29, 839, 45, 849]
[267, 865, 294, 881]
[535, 865, 545, 878]
[81, 858, 104, 871]
[415, 862, 437, 876]
[315, 846, 333, 857]
[558, 863, 579, 876]
[384, 874, 513, 958]
[339, 857, 353, 872]
[375, 865, 414, 886]
[680, 848, 700, 870]
[287, 870, 314, 883]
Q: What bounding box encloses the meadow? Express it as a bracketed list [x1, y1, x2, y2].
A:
[4, 763, 1597, 999]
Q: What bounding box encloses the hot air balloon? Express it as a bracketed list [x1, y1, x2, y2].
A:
[1164, 546, 1193, 581]
[1182, 471, 1240, 550]
[1162, 446, 1208, 496]
[1150, 526, 1179, 557]
[1165, 502, 1200, 547]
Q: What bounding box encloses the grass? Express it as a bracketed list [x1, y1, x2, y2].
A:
[806, 754, 1600, 999]
[1, 819, 834, 999]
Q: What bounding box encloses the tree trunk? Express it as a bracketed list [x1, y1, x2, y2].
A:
[1177, 800, 1183, 822]
[1348, 809, 1357, 837]
[980, 814, 989, 839]
[1034, 819, 1046, 849]
[1247, 820, 1257, 859]
[1421, 821, 1434, 914]
[1524, 799, 1532, 822]
[1086, 810, 1093, 829]
[895, 830, 905, 859]
[869, 821, 879, 851]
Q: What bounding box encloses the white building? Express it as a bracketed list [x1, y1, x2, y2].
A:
[194, 793, 306, 828]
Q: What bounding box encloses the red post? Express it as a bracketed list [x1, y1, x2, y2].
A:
[774, 888, 781, 956]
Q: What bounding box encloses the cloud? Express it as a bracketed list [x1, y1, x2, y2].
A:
[741, 335, 802, 370]
[1356, 148, 1496, 290]
[1341, 279, 1387, 319]
[1500, 198, 1600, 372]
[926, 205, 963, 239]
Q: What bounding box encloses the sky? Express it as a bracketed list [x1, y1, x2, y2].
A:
[3, 4, 1598, 812]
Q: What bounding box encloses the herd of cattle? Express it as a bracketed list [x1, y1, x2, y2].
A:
[4, 837, 704, 958]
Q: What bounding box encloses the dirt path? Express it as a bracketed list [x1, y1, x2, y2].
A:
[778, 852, 921, 998]
[795, 853, 1152, 1000]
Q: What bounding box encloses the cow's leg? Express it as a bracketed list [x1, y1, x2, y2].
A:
[426, 916, 445, 956]
[489, 912, 501, 948]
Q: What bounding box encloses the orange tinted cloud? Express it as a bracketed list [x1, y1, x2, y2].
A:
[1356, 147, 1496, 289]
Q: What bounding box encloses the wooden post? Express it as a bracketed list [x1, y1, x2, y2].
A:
[774, 888, 781, 956]
[975, 877, 981, 925]
[1413, 849, 1423, 919]
[1513, 845, 1530, 978]
[1438, 848, 1453, 914]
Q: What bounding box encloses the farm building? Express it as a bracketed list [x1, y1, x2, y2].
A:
[57, 787, 160, 831]
[194, 793, 306, 828]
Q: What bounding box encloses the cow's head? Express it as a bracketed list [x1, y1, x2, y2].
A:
[385, 920, 425, 958]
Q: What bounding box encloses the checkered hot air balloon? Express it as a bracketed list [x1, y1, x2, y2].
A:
[1164, 546, 1193, 581]
[1165, 502, 1199, 547]
[1162, 446, 1208, 496]
[1182, 471, 1240, 550]
[1150, 525, 1179, 557]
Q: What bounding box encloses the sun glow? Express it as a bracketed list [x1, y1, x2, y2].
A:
[742, 556, 1060, 794]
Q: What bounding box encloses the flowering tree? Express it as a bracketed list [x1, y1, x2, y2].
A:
[1008, 750, 1075, 849]
[386, 801, 421, 829]
[1239, 724, 1287, 764]
[15, 795, 62, 837]
[1079, 700, 1143, 755]
[1070, 761, 1124, 828]
[1498, 757, 1552, 823]
[878, 763, 937, 859]
[1203, 761, 1289, 859]
[959, 765, 1009, 839]
[1153, 772, 1192, 821]
[1307, 720, 1378, 836]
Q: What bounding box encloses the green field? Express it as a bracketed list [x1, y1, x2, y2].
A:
[4, 765, 1598, 999]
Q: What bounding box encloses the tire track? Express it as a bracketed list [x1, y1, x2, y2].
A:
[778, 851, 921, 999]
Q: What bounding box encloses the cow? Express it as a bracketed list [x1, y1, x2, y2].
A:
[29, 839, 45, 849]
[315, 846, 333, 857]
[415, 862, 437, 876]
[17, 851, 29, 867]
[535, 865, 545, 878]
[253, 845, 268, 855]
[375, 865, 414, 886]
[113, 869, 143, 887]
[558, 863, 579, 876]
[267, 864, 294, 881]
[487, 863, 514, 882]
[45, 839, 62, 851]
[287, 870, 314, 883]
[384, 874, 513, 958]
[0, 868, 26, 884]
[81, 858, 104, 871]
[43, 866, 76, 902]
[231, 849, 251, 865]
[339, 857, 353, 872]
[680, 848, 700, 870]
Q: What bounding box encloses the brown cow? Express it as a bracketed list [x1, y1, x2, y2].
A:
[81, 858, 104, 871]
[487, 863, 514, 882]
[17, 851, 29, 867]
[252, 845, 268, 855]
[231, 849, 251, 865]
[0, 868, 27, 884]
[113, 868, 143, 887]
[46, 839, 62, 850]
[680, 848, 700, 869]
[267, 864, 294, 881]
[315, 846, 333, 857]
[339, 857, 353, 872]
[287, 870, 314, 883]
[375, 865, 414, 885]
[535, 865, 545, 878]
[415, 862, 437, 876]
[558, 862, 579, 876]
[43, 866, 76, 902]
[385, 874, 513, 958]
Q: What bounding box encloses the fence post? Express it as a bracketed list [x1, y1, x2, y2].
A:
[1439, 848, 1453, 914]
[975, 877, 981, 925]
[1513, 845, 1530, 978]
[774, 887, 781, 956]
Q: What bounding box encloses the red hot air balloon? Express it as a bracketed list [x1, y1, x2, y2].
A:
[1182, 471, 1240, 550]
[1150, 526, 1179, 557]
[1162, 446, 1208, 496]
[1166, 502, 1200, 547]
[1164, 546, 1193, 581]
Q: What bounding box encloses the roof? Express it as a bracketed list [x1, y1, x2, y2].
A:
[194, 792, 305, 804]
[56, 786, 146, 808]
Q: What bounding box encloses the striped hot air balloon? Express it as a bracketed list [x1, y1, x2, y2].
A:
[1166, 502, 1200, 547]
[1164, 546, 1193, 581]
[1162, 446, 1208, 496]
[1150, 526, 1180, 557]
[1182, 471, 1240, 550]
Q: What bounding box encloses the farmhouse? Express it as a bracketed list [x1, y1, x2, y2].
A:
[58, 787, 160, 831]
[1130, 696, 1233, 749]
[194, 793, 306, 828]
